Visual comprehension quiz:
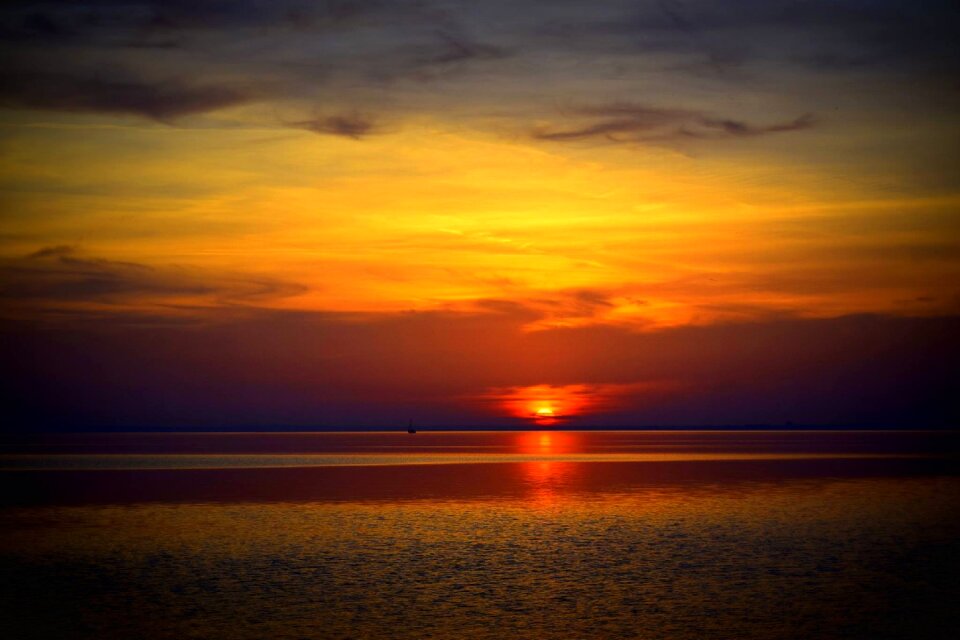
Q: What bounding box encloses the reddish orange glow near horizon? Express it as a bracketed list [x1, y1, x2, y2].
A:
[476, 383, 676, 425]
[534, 406, 556, 421]
[497, 385, 587, 425]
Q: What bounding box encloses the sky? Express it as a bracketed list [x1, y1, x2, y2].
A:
[1, 0, 958, 429]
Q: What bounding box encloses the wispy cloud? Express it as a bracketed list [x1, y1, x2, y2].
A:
[286, 112, 380, 139]
[0, 71, 257, 121]
[0, 246, 306, 309]
[418, 31, 506, 65]
[533, 103, 815, 144]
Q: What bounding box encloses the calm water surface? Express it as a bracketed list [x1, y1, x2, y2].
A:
[1, 431, 958, 639]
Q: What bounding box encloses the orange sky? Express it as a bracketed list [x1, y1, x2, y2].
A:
[0, 1, 958, 428]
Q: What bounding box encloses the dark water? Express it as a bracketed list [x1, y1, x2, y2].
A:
[1, 431, 958, 639]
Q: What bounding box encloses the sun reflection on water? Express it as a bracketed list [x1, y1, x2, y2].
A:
[513, 431, 581, 505]
[514, 431, 579, 455]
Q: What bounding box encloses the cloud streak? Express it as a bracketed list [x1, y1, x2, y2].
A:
[0, 246, 306, 309]
[286, 112, 380, 139]
[0, 71, 256, 121]
[533, 103, 816, 144]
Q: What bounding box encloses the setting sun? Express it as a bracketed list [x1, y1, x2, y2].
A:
[482, 384, 586, 423]
[476, 382, 676, 425]
[533, 406, 558, 426]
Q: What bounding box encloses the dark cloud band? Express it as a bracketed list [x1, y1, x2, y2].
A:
[0, 71, 256, 120]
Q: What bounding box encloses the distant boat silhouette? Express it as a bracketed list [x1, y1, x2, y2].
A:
[407, 419, 417, 434]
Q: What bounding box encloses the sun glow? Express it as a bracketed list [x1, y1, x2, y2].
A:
[532, 405, 558, 426]
[482, 382, 664, 425]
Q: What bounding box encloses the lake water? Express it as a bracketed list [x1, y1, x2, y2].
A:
[1, 430, 958, 639]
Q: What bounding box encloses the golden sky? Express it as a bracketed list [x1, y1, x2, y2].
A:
[1, 1, 958, 428]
